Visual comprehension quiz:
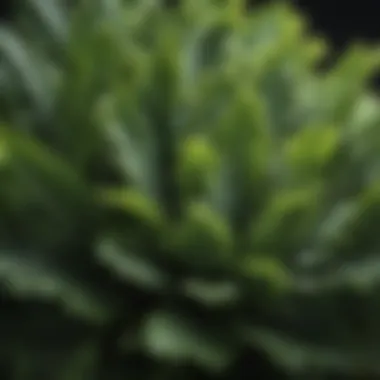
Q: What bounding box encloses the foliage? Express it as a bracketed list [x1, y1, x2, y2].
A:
[1, 0, 380, 379]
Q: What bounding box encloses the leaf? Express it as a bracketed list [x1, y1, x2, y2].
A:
[348, 94, 380, 135]
[284, 124, 340, 171]
[178, 134, 220, 199]
[96, 237, 168, 291]
[0, 28, 57, 116]
[241, 326, 380, 375]
[181, 278, 240, 307]
[323, 45, 380, 123]
[168, 202, 234, 269]
[1, 127, 89, 196]
[250, 185, 321, 253]
[142, 310, 235, 372]
[294, 256, 380, 295]
[316, 200, 359, 247]
[27, 0, 69, 44]
[241, 256, 294, 292]
[96, 187, 164, 229]
[95, 95, 157, 197]
[0, 253, 115, 325]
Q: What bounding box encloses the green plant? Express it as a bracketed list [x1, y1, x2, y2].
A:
[1, 0, 380, 379]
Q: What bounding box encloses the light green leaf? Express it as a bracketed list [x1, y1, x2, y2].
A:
[142, 310, 234, 372]
[241, 256, 294, 291]
[181, 278, 240, 307]
[96, 237, 168, 291]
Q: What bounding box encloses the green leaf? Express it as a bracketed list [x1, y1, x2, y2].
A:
[240, 256, 294, 292]
[181, 278, 240, 307]
[1, 127, 90, 203]
[96, 187, 164, 229]
[316, 200, 359, 248]
[0, 253, 115, 325]
[250, 185, 321, 253]
[0, 28, 57, 116]
[142, 310, 235, 372]
[27, 0, 69, 43]
[95, 95, 157, 197]
[96, 237, 168, 291]
[168, 202, 234, 269]
[284, 124, 340, 172]
[241, 326, 380, 375]
[178, 134, 221, 199]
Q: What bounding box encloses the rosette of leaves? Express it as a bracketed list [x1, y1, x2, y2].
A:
[1, 0, 380, 379]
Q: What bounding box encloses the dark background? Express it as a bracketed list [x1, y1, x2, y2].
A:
[294, 0, 380, 88]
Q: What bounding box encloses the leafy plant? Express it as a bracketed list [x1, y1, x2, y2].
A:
[1, 0, 380, 379]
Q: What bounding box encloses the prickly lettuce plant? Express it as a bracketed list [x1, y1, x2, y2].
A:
[1, 0, 380, 379]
